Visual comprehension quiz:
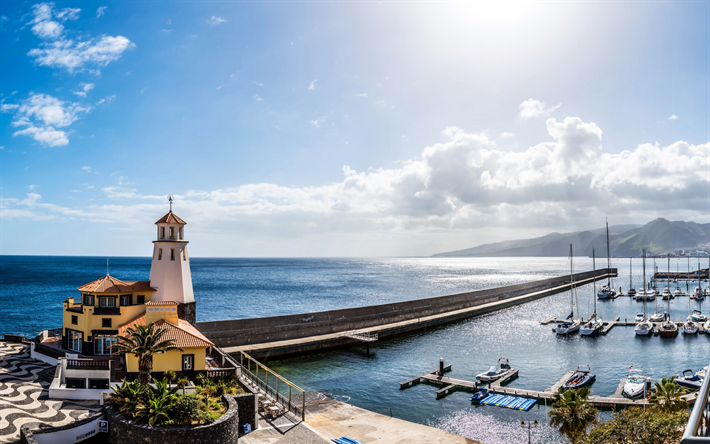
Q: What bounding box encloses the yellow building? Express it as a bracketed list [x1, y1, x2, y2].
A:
[59, 210, 213, 378]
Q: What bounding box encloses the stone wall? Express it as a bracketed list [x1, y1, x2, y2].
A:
[105, 394, 239, 444]
[233, 392, 257, 432]
[178, 301, 196, 325]
[197, 268, 616, 349]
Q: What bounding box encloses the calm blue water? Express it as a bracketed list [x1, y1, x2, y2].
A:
[1, 255, 709, 443]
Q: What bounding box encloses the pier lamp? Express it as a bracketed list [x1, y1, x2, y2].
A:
[521, 420, 538, 444]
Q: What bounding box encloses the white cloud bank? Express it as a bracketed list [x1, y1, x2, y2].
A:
[3, 116, 708, 253]
[1, 93, 90, 146]
[26, 3, 134, 73]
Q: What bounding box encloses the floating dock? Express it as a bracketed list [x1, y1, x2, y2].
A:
[399, 364, 699, 409]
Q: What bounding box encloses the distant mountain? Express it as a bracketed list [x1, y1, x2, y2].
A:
[432, 219, 709, 257]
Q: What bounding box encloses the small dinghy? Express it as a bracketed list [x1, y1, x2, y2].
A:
[476, 357, 511, 383]
[675, 369, 705, 390]
[623, 368, 651, 399]
[470, 388, 489, 404]
[563, 365, 596, 389]
[634, 312, 645, 323]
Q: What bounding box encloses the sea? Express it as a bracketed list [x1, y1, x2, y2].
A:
[2, 255, 709, 444]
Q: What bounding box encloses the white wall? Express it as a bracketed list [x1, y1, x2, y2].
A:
[31, 414, 105, 444]
[31, 342, 59, 366]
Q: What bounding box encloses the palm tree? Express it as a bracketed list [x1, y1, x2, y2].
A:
[549, 387, 599, 444]
[177, 377, 190, 395]
[113, 323, 182, 385]
[649, 377, 688, 412]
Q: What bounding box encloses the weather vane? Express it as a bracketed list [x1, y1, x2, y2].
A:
[167, 194, 174, 212]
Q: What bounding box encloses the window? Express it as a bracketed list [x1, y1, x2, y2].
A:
[169, 227, 174, 239]
[66, 378, 86, 389]
[99, 297, 115, 308]
[94, 335, 116, 355]
[89, 379, 110, 389]
[182, 354, 194, 371]
[83, 294, 94, 306]
[170, 249, 175, 261]
[158, 248, 162, 260]
[120, 295, 132, 306]
[161, 227, 165, 239]
[71, 315, 78, 325]
[178, 227, 183, 240]
[102, 318, 112, 328]
[68, 330, 83, 353]
[137, 295, 145, 304]
[182, 248, 187, 261]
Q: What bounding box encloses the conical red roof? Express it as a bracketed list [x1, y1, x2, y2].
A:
[155, 211, 186, 225]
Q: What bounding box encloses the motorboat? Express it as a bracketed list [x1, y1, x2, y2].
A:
[636, 289, 655, 301]
[623, 369, 651, 398]
[705, 320, 710, 334]
[675, 369, 705, 390]
[634, 312, 645, 323]
[673, 287, 684, 297]
[476, 357, 512, 383]
[470, 387, 489, 403]
[659, 320, 678, 337]
[555, 318, 581, 335]
[683, 319, 698, 334]
[691, 310, 708, 323]
[563, 365, 596, 389]
[649, 312, 666, 323]
[580, 317, 604, 336]
[661, 288, 673, 300]
[634, 320, 653, 336]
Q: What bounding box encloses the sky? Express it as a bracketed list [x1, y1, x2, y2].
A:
[0, 1, 709, 257]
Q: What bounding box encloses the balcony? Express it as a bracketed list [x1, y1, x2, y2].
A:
[66, 359, 111, 370]
[93, 307, 120, 315]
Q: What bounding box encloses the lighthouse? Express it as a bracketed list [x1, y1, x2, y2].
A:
[149, 205, 196, 324]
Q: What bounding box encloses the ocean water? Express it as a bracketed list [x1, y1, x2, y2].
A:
[1, 255, 709, 443]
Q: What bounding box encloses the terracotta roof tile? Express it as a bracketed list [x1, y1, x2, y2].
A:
[118, 313, 213, 348]
[77, 276, 155, 293]
[155, 211, 187, 225]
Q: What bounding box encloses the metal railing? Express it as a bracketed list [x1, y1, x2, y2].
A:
[682, 360, 710, 443]
[206, 368, 237, 378]
[237, 351, 306, 421]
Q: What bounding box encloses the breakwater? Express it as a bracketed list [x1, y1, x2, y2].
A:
[196, 268, 617, 358]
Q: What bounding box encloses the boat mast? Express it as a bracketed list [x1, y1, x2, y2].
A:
[592, 250, 597, 319]
[629, 257, 633, 290]
[606, 219, 611, 287]
[570, 244, 576, 319]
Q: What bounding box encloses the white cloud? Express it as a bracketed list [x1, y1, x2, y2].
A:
[95, 95, 115, 105]
[81, 166, 92, 173]
[207, 16, 226, 25]
[28, 35, 135, 73]
[253, 81, 263, 86]
[308, 80, 317, 91]
[356, 93, 367, 98]
[500, 132, 515, 139]
[2, 93, 89, 146]
[73, 82, 94, 97]
[28, 3, 80, 40]
[96, 6, 107, 18]
[669, 114, 679, 120]
[519, 98, 561, 119]
[310, 116, 326, 128]
[3, 116, 708, 255]
[253, 94, 263, 102]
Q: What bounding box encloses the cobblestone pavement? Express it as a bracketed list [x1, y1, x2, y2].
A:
[0, 342, 102, 444]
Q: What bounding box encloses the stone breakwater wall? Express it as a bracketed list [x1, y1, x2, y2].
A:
[105, 395, 239, 444]
[197, 268, 616, 354]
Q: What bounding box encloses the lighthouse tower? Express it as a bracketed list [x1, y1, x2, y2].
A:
[149, 206, 196, 324]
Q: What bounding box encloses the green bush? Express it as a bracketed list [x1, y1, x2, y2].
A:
[172, 394, 201, 424]
[583, 407, 689, 444]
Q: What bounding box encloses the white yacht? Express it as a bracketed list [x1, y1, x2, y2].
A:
[683, 319, 699, 334]
[476, 357, 512, 383]
[634, 320, 653, 336]
[649, 312, 666, 323]
[634, 312, 645, 323]
[580, 317, 604, 336]
[694, 286, 705, 300]
[623, 369, 651, 398]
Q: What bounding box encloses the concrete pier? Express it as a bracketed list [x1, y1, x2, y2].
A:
[198, 269, 617, 359]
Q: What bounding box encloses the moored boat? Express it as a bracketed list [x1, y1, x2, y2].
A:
[470, 388, 489, 403]
[476, 357, 512, 383]
[649, 312, 666, 323]
[675, 369, 705, 390]
[683, 319, 698, 334]
[563, 365, 596, 389]
[691, 309, 707, 323]
[623, 368, 651, 399]
[634, 320, 653, 336]
[659, 320, 678, 337]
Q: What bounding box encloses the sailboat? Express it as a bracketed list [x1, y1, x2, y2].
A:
[659, 283, 679, 338]
[556, 244, 582, 335]
[674, 262, 685, 297]
[581, 250, 604, 336]
[694, 257, 705, 300]
[627, 257, 637, 297]
[597, 220, 617, 299]
[635, 250, 654, 335]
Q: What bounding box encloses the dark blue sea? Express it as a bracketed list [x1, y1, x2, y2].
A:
[2, 256, 709, 443]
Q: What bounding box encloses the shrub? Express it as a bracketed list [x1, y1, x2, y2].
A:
[583, 406, 689, 444]
[172, 394, 201, 425]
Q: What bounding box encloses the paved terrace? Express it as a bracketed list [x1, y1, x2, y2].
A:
[0, 341, 101, 444]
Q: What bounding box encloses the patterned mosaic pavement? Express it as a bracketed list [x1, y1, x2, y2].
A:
[0, 341, 101, 444]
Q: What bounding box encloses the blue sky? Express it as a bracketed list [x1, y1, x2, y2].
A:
[1, 1, 708, 257]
